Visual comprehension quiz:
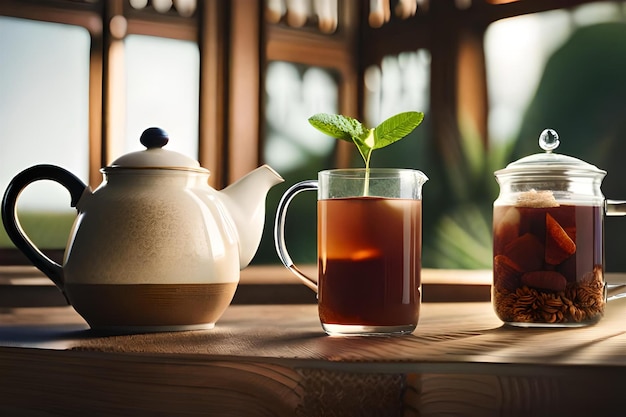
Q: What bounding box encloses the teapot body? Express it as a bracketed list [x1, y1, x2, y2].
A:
[62, 169, 240, 331]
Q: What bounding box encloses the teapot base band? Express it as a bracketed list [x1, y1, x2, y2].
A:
[87, 322, 216, 335]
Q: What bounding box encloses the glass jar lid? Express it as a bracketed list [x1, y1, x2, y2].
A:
[495, 129, 606, 179]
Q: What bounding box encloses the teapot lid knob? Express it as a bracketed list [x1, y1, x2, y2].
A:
[140, 127, 169, 149]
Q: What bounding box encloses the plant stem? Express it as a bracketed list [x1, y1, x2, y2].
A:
[363, 150, 372, 197]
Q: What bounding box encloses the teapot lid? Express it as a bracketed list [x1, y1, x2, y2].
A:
[107, 127, 208, 173]
[495, 129, 606, 178]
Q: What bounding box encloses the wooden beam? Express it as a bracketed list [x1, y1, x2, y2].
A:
[198, 1, 228, 188]
[227, 0, 262, 182]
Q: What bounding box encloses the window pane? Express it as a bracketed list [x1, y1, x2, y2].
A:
[485, 2, 626, 271]
[0, 17, 90, 249]
[123, 35, 199, 158]
[364, 49, 431, 127]
[263, 62, 338, 172]
[485, 9, 571, 146]
[253, 61, 339, 265]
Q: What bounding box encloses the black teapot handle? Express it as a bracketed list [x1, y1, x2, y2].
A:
[1, 165, 87, 291]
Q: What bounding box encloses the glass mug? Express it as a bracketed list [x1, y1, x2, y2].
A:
[274, 168, 428, 336]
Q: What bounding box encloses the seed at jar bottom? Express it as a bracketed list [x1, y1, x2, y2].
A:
[493, 271, 605, 324]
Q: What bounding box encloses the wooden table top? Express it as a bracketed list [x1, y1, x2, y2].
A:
[3, 297, 626, 416]
[4, 299, 626, 367]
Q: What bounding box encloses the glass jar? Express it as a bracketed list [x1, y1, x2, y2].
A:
[493, 129, 607, 327]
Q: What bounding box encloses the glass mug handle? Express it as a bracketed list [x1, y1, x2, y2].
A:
[274, 180, 319, 293]
[605, 200, 626, 300]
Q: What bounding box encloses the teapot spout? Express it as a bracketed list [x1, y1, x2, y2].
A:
[219, 165, 284, 268]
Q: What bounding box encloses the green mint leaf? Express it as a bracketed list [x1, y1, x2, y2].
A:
[308, 113, 366, 143]
[308, 110, 425, 196]
[373, 111, 424, 150]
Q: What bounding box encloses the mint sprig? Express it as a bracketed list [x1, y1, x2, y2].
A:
[308, 111, 424, 195]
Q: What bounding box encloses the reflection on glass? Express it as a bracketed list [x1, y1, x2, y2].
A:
[0, 17, 89, 249]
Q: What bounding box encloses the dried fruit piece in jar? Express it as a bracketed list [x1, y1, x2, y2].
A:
[545, 213, 576, 265]
[494, 206, 520, 252]
[557, 254, 577, 282]
[494, 255, 522, 292]
[504, 232, 545, 273]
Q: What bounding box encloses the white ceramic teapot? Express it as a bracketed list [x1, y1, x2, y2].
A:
[1, 127, 283, 333]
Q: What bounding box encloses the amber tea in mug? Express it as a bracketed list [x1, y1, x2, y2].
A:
[318, 196, 422, 331]
[274, 168, 428, 336]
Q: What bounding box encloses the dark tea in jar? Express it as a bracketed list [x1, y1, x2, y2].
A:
[493, 190, 604, 326]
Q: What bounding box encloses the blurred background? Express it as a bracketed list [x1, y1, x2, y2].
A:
[2, 0, 626, 271]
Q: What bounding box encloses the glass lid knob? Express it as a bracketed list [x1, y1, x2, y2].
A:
[539, 128, 560, 153]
